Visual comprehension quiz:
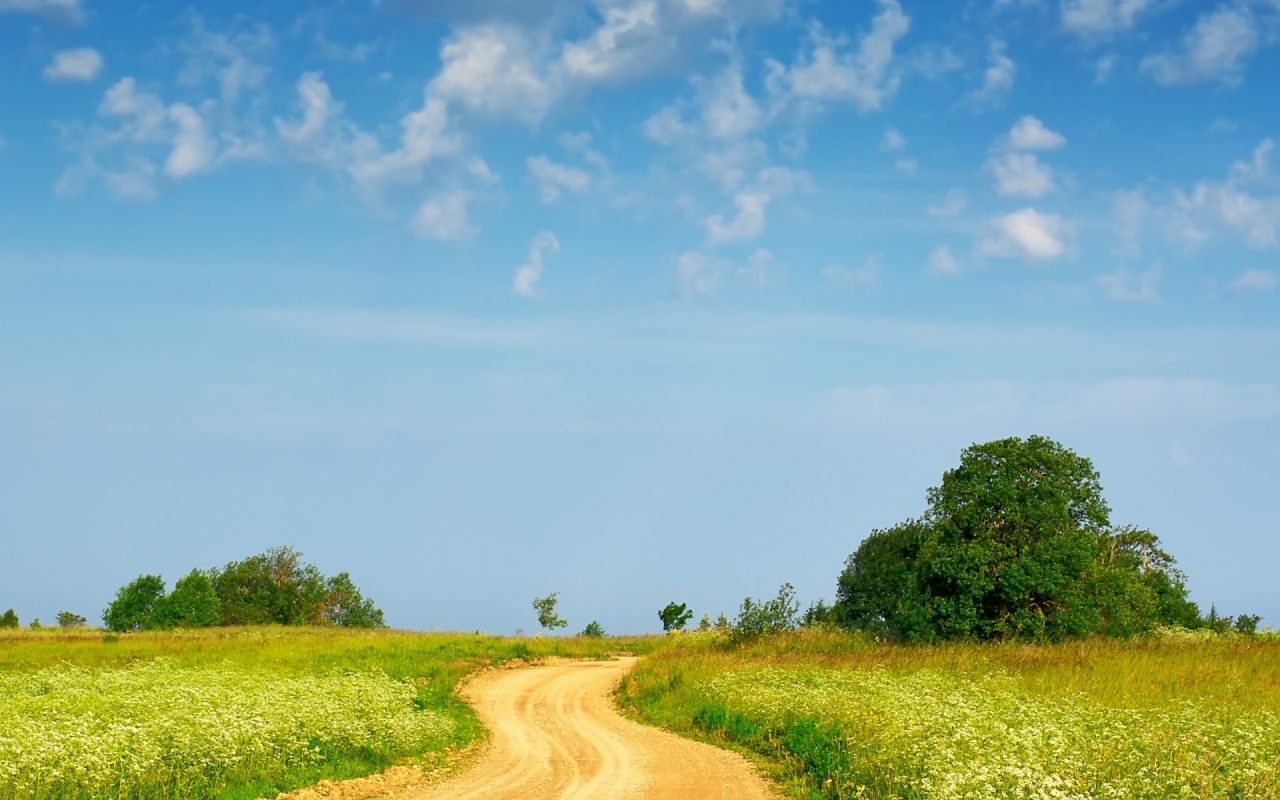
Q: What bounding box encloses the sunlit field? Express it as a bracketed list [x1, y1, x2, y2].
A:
[0, 627, 655, 800]
[619, 628, 1280, 799]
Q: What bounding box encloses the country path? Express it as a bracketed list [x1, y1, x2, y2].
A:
[413, 657, 776, 800]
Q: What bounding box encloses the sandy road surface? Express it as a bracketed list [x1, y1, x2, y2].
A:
[415, 658, 774, 800]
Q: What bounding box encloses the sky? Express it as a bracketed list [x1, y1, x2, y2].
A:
[1, 0, 1278, 634]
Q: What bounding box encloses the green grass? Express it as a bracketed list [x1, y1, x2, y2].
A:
[618, 628, 1280, 799]
[0, 626, 661, 800]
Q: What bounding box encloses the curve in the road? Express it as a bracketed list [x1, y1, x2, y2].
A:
[415, 658, 775, 800]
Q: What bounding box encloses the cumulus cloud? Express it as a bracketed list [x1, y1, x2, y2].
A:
[703, 167, 811, 244]
[675, 249, 730, 296]
[1173, 139, 1280, 248]
[980, 208, 1070, 261]
[643, 58, 769, 190]
[43, 48, 102, 82]
[1221, 268, 1277, 297]
[963, 39, 1016, 109]
[512, 230, 560, 297]
[526, 155, 591, 203]
[1098, 266, 1161, 303]
[928, 245, 962, 276]
[1140, 5, 1260, 86]
[412, 190, 475, 240]
[1007, 116, 1066, 151]
[428, 24, 555, 123]
[987, 117, 1065, 198]
[164, 103, 216, 178]
[989, 152, 1057, 197]
[771, 0, 911, 113]
[1061, 0, 1157, 36]
[880, 127, 906, 152]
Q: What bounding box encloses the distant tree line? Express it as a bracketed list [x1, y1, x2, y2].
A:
[103, 547, 385, 632]
[823, 436, 1258, 642]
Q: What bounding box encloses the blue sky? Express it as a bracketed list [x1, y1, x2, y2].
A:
[2, 0, 1278, 632]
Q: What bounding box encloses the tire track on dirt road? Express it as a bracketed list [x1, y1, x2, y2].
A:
[416, 658, 775, 800]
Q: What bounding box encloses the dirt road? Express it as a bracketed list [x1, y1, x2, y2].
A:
[417, 658, 775, 800]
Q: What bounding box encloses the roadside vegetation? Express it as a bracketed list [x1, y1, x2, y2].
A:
[0, 626, 657, 800]
[620, 628, 1280, 798]
[621, 436, 1273, 797]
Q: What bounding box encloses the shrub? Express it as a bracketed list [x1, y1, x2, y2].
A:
[55, 611, 86, 629]
[731, 583, 799, 643]
[580, 620, 606, 637]
[0, 609, 17, 629]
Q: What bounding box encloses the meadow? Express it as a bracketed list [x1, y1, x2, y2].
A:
[0, 626, 655, 800]
[619, 628, 1280, 799]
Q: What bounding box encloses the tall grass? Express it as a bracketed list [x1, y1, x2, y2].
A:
[619, 628, 1280, 799]
[0, 626, 658, 800]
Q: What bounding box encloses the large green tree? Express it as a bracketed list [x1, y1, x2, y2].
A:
[157, 569, 223, 628]
[103, 574, 167, 632]
[836, 436, 1201, 642]
[210, 546, 327, 626]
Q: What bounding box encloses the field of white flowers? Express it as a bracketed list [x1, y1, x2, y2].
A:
[701, 665, 1280, 799]
[0, 660, 454, 800]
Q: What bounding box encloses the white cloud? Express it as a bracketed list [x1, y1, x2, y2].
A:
[703, 167, 811, 245]
[823, 256, 881, 289]
[980, 207, 1069, 261]
[1140, 5, 1260, 86]
[1098, 266, 1161, 303]
[963, 39, 1016, 109]
[1061, 0, 1157, 35]
[275, 72, 352, 167]
[512, 230, 560, 297]
[429, 24, 555, 123]
[164, 103, 216, 178]
[526, 155, 591, 203]
[1221, 268, 1277, 297]
[1007, 115, 1066, 151]
[928, 245, 962, 275]
[412, 190, 475, 241]
[175, 14, 273, 108]
[43, 48, 102, 82]
[559, 1, 669, 83]
[894, 157, 918, 173]
[1173, 139, 1280, 248]
[989, 152, 1057, 198]
[675, 250, 729, 296]
[347, 95, 461, 195]
[772, 0, 912, 113]
[880, 127, 906, 152]
[927, 189, 968, 217]
[643, 59, 771, 191]
[1210, 116, 1238, 132]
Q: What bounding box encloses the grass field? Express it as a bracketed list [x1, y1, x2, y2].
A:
[0, 626, 657, 800]
[618, 628, 1280, 799]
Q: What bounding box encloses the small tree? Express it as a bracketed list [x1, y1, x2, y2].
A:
[696, 613, 711, 631]
[0, 609, 18, 629]
[659, 601, 693, 632]
[56, 611, 87, 629]
[532, 592, 567, 634]
[580, 620, 605, 637]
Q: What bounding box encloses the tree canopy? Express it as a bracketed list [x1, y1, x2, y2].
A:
[836, 436, 1205, 642]
[103, 547, 385, 632]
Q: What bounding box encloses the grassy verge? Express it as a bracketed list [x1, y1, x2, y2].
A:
[617, 628, 1280, 799]
[0, 626, 661, 800]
